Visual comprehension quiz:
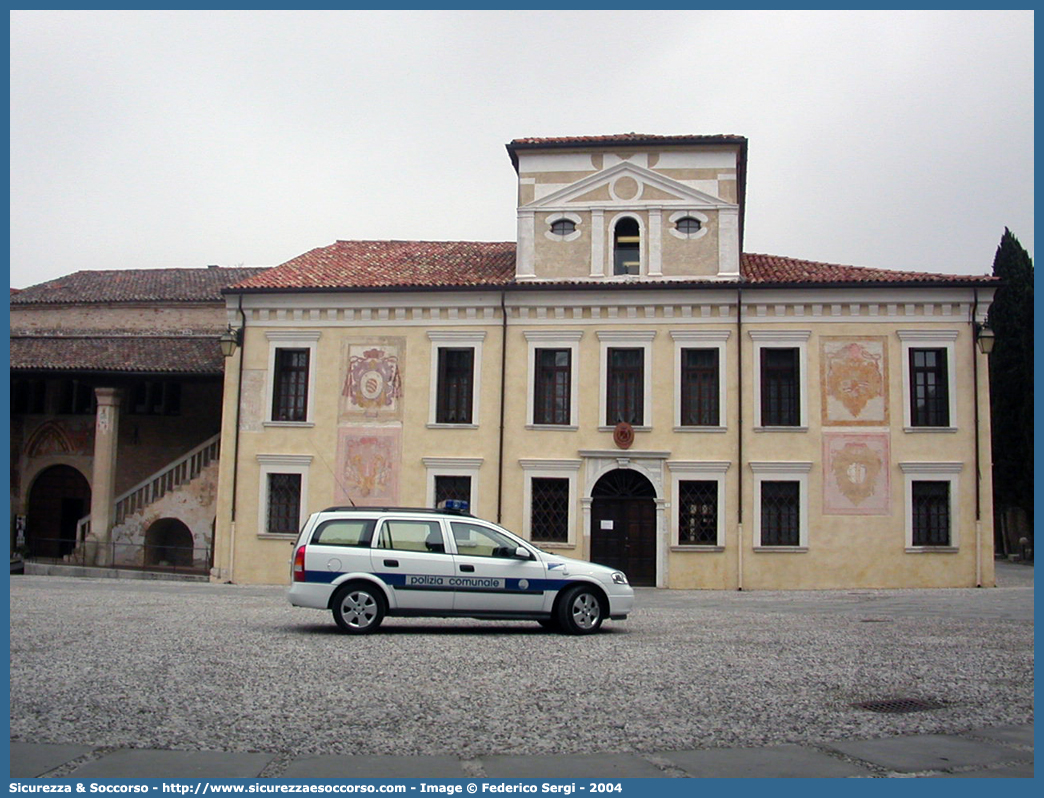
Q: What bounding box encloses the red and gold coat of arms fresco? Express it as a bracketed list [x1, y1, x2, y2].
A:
[821, 337, 889, 425]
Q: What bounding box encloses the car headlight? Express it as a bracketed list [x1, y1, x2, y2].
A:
[611, 571, 629, 585]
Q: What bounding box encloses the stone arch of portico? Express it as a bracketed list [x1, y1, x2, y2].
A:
[22, 457, 91, 510]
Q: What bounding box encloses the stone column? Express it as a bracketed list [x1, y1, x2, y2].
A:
[87, 388, 121, 566]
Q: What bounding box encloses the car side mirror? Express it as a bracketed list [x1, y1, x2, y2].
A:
[514, 546, 533, 560]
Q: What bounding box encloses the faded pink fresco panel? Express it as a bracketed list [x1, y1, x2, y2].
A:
[823, 432, 891, 515]
[335, 426, 401, 506]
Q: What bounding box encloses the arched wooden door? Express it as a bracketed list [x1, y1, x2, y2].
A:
[590, 469, 656, 586]
[26, 465, 91, 559]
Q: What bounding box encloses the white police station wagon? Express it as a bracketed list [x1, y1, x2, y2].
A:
[289, 502, 633, 635]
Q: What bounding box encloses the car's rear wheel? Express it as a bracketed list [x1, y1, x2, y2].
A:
[331, 583, 385, 634]
[556, 585, 604, 635]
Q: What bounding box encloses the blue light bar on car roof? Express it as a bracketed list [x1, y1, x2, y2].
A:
[436, 499, 469, 512]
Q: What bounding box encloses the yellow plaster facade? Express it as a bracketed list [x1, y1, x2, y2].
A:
[213, 135, 996, 589]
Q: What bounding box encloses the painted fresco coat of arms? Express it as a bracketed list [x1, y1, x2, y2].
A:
[335, 427, 401, 506]
[821, 337, 888, 425]
[340, 340, 404, 421]
[823, 432, 890, 515]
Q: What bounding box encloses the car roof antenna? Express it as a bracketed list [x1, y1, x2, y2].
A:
[309, 440, 355, 507]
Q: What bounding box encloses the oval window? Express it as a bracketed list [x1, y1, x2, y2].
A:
[550, 219, 577, 236]
[676, 217, 702, 235]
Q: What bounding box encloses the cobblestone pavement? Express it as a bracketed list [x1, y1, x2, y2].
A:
[9, 562, 1033, 779]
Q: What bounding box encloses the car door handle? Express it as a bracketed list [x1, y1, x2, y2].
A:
[459, 564, 475, 572]
[384, 559, 399, 568]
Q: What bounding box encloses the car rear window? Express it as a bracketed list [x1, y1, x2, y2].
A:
[376, 520, 446, 553]
[311, 519, 375, 547]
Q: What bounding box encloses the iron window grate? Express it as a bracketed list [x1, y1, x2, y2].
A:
[434, 475, 471, 508]
[851, 698, 948, 714]
[531, 477, 569, 543]
[679, 480, 718, 545]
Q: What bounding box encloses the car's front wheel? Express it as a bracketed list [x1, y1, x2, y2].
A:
[331, 583, 385, 634]
[556, 584, 604, 635]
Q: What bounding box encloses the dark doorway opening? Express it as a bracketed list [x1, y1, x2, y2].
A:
[591, 468, 657, 586]
[144, 518, 196, 570]
[26, 465, 91, 560]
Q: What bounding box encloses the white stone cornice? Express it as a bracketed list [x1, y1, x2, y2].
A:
[578, 449, 672, 460]
[596, 329, 657, 342]
[899, 461, 964, 474]
[265, 330, 320, 342]
[749, 461, 814, 474]
[666, 460, 731, 473]
[896, 329, 960, 341]
[421, 457, 484, 469]
[748, 329, 811, 341]
[427, 330, 487, 342]
[256, 454, 313, 466]
[670, 330, 731, 342]
[517, 459, 582, 471]
[523, 329, 583, 342]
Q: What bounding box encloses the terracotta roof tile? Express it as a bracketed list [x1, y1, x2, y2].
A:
[10, 334, 225, 374]
[228, 240, 993, 293]
[12, 267, 268, 305]
[230, 240, 516, 291]
[509, 133, 747, 146]
[741, 253, 996, 285]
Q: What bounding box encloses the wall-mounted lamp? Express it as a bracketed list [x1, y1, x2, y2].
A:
[219, 326, 243, 358]
[974, 323, 996, 356]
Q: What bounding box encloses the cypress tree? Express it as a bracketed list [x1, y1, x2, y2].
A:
[987, 228, 1034, 555]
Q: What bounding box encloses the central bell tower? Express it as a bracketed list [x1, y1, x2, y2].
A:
[506, 134, 747, 283]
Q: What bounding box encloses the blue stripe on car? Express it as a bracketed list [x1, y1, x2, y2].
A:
[302, 570, 565, 594]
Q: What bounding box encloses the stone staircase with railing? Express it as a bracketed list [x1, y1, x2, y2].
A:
[72, 434, 221, 560]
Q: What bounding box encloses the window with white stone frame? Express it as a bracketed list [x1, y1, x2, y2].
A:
[900, 462, 962, 551]
[668, 461, 729, 548]
[668, 210, 709, 241]
[520, 459, 581, 547]
[423, 457, 482, 510]
[750, 331, 810, 431]
[612, 216, 642, 275]
[750, 461, 812, 550]
[545, 212, 582, 242]
[898, 330, 958, 431]
[428, 331, 485, 428]
[525, 330, 582, 429]
[257, 454, 312, 537]
[672, 331, 729, 430]
[265, 331, 320, 425]
[598, 330, 655, 430]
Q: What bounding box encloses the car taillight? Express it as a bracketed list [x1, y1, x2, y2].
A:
[292, 545, 307, 582]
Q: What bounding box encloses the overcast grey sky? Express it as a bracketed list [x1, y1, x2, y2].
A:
[9, 9, 1034, 288]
